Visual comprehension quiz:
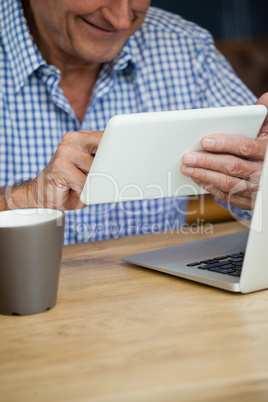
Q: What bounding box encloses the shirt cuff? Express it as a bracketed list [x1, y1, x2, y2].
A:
[215, 198, 253, 221]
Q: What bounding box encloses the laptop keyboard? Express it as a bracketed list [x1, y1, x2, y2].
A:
[186, 252, 245, 277]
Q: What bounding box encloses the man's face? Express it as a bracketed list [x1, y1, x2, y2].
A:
[26, 0, 151, 65]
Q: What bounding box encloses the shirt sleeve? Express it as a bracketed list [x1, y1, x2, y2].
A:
[216, 198, 253, 221]
[192, 33, 257, 108]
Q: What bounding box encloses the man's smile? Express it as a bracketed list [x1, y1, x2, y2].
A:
[80, 17, 121, 36]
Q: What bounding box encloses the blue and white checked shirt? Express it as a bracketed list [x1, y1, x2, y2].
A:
[0, 0, 256, 244]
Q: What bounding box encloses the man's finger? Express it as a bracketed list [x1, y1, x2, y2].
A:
[182, 151, 261, 180]
[191, 179, 257, 210]
[180, 165, 260, 195]
[200, 134, 268, 161]
[62, 130, 103, 156]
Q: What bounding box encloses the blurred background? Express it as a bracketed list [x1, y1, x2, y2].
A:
[151, 0, 268, 224]
[151, 0, 268, 41]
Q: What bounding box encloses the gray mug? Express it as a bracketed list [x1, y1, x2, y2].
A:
[0, 208, 65, 316]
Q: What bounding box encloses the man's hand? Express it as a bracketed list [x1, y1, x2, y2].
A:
[181, 93, 268, 210]
[2, 130, 103, 211]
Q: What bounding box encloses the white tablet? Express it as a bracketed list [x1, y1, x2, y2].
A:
[80, 105, 267, 205]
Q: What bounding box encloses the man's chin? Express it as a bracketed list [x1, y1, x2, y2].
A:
[76, 46, 126, 65]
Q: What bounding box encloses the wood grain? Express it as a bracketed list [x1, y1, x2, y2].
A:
[1, 221, 268, 402]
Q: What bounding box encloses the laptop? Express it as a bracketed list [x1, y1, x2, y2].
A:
[123, 146, 268, 294]
[80, 105, 267, 205]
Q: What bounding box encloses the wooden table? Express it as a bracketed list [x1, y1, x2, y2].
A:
[1, 221, 268, 402]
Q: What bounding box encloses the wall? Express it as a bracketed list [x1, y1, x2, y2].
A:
[150, 0, 268, 40]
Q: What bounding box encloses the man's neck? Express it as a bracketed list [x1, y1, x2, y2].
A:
[41, 44, 102, 123]
[59, 64, 102, 124]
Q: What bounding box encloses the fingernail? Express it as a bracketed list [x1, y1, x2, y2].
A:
[202, 138, 215, 150]
[182, 166, 194, 175]
[183, 153, 196, 165]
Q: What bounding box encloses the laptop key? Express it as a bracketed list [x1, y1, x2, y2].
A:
[228, 271, 241, 277]
[216, 264, 235, 270]
[199, 259, 215, 264]
[208, 268, 236, 274]
[233, 269, 242, 274]
[231, 262, 243, 267]
[186, 262, 201, 267]
[229, 257, 244, 263]
[227, 253, 243, 258]
[213, 256, 229, 261]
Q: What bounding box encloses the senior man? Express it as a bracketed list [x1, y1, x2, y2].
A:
[0, 0, 267, 244]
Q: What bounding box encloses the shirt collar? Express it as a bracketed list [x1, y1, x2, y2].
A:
[112, 37, 139, 71]
[0, 0, 45, 93]
[113, 28, 146, 71]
